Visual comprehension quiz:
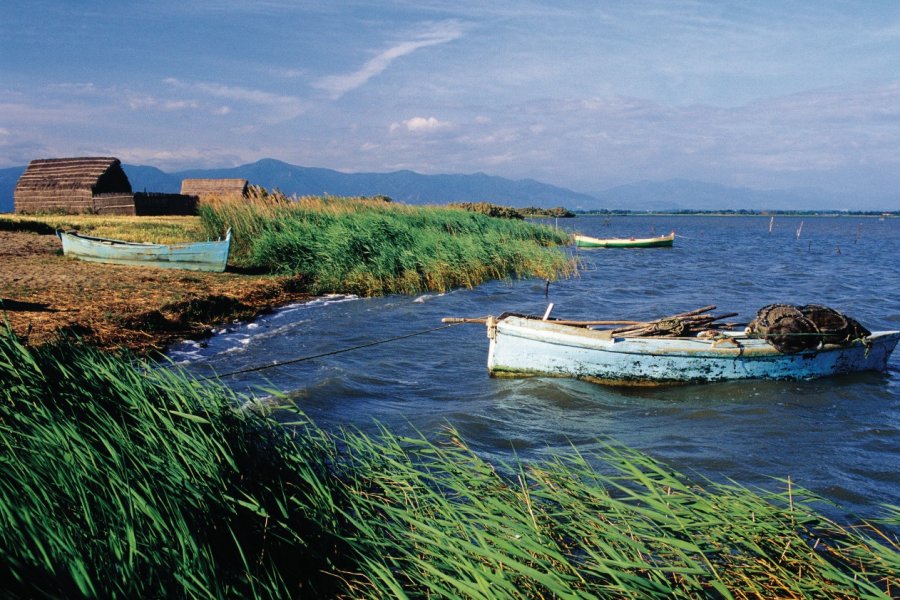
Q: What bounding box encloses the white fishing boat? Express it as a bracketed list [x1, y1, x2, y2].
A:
[445, 305, 899, 386]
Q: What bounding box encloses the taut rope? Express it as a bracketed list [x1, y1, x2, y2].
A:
[192, 322, 465, 382]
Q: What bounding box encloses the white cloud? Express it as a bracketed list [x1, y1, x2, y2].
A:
[269, 67, 307, 79]
[128, 95, 200, 112]
[390, 116, 452, 133]
[46, 82, 98, 95]
[314, 20, 466, 99]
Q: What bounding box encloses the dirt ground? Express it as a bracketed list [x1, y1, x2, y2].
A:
[0, 230, 312, 355]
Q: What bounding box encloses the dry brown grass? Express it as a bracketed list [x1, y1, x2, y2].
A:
[0, 228, 309, 355]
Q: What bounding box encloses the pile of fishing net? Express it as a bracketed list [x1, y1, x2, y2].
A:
[746, 304, 871, 353]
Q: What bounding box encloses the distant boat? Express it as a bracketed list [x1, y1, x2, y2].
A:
[444, 311, 899, 386]
[57, 229, 231, 272]
[574, 231, 674, 248]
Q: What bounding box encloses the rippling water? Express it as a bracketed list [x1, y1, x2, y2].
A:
[169, 215, 900, 521]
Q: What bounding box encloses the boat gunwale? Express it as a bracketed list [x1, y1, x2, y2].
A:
[58, 228, 231, 249]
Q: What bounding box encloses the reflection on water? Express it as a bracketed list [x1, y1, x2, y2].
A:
[169, 215, 900, 520]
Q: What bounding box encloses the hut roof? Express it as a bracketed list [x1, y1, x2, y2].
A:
[15, 157, 132, 194]
[180, 178, 249, 197]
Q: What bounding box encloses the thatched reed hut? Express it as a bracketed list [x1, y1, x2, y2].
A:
[14, 157, 134, 215]
[14, 157, 200, 216]
[180, 178, 249, 200]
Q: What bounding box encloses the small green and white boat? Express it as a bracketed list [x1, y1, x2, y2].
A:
[574, 231, 674, 248]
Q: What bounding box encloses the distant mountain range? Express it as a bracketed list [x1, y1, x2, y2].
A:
[0, 158, 893, 213]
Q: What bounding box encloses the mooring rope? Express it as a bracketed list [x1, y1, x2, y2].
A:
[194, 321, 465, 382]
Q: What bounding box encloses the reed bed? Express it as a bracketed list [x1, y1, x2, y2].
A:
[0, 326, 345, 598]
[1, 328, 897, 598]
[198, 192, 574, 295]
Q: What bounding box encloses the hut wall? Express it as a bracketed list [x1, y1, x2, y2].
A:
[134, 192, 199, 216]
[14, 189, 95, 214]
[92, 194, 137, 215]
[180, 178, 249, 199]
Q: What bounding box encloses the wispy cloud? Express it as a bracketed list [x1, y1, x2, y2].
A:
[163, 78, 307, 122]
[361, 81, 900, 191]
[314, 20, 466, 99]
[128, 95, 201, 112]
[109, 145, 246, 170]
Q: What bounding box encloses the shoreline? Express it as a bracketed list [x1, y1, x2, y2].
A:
[1, 229, 314, 355]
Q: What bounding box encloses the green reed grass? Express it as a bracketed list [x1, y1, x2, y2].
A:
[198, 192, 574, 295]
[0, 325, 347, 598]
[326, 430, 899, 599]
[1, 327, 897, 598]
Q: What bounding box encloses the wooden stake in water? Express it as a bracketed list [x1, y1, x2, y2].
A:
[542, 303, 554, 321]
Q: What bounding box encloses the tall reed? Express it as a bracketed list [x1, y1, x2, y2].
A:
[2, 327, 897, 598]
[0, 325, 346, 598]
[198, 192, 574, 295]
[330, 429, 899, 599]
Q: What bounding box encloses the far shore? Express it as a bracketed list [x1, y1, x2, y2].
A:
[570, 210, 897, 217]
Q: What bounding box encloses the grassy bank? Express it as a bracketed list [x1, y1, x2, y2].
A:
[2, 328, 897, 598]
[2, 194, 574, 298]
[0, 197, 572, 352]
[198, 193, 573, 295]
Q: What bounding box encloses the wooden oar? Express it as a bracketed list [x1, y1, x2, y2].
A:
[442, 317, 489, 324]
[441, 317, 645, 327]
[612, 311, 740, 337]
[673, 305, 717, 318]
[443, 307, 734, 333]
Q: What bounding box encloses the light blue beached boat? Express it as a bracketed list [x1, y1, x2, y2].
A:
[481, 314, 899, 386]
[57, 228, 231, 272]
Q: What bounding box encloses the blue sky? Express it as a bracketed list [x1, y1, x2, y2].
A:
[2, 1, 900, 203]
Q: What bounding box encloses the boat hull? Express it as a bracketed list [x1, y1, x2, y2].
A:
[57, 229, 231, 272]
[574, 232, 674, 248]
[487, 316, 899, 386]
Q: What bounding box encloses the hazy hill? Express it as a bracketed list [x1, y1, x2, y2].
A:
[1, 159, 596, 212]
[0, 166, 25, 213]
[125, 159, 599, 209]
[2, 159, 892, 213]
[593, 179, 841, 212]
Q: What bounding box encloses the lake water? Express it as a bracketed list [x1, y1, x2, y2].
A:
[169, 215, 900, 522]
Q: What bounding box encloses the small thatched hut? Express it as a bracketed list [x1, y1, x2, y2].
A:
[14, 157, 135, 215]
[180, 178, 249, 200]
